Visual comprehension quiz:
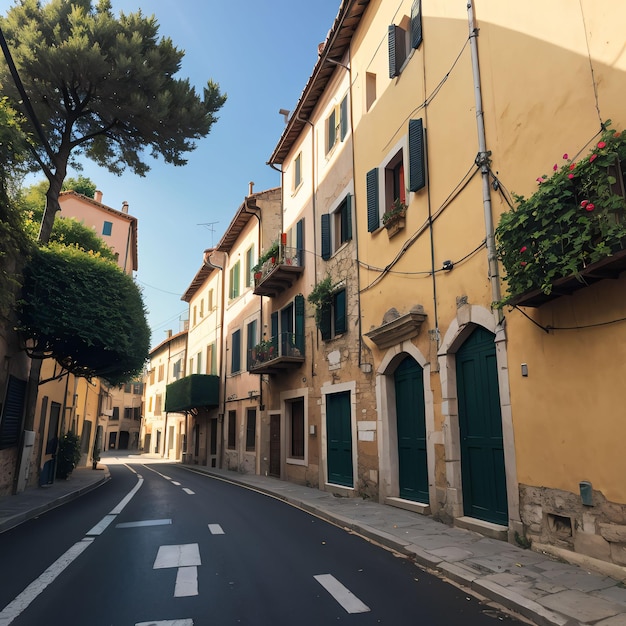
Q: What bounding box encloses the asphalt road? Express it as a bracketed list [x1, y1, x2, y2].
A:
[0, 462, 529, 625]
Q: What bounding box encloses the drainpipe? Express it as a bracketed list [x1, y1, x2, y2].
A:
[468, 0, 503, 319]
[204, 249, 227, 468]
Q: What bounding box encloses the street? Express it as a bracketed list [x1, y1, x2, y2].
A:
[0, 459, 529, 625]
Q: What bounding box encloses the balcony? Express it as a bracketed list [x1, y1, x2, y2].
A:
[165, 374, 219, 412]
[247, 332, 305, 375]
[253, 246, 304, 297]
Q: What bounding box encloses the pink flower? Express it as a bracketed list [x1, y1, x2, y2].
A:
[520, 246, 527, 253]
[568, 173, 574, 179]
[520, 261, 527, 267]
[563, 153, 569, 160]
[586, 203, 595, 212]
[597, 141, 606, 149]
[581, 200, 589, 208]
[569, 163, 576, 170]
[553, 164, 558, 171]
[536, 178, 543, 184]
[589, 153, 597, 163]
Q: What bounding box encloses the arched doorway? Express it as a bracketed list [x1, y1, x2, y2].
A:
[456, 326, 508, 524]
[394, 356, 428, 503]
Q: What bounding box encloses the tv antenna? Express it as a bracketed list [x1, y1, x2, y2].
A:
[197, 221, 218, 246]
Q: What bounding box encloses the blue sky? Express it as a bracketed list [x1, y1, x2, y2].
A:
[1, 0, 341, 347]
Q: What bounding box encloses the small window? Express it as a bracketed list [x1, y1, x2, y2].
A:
[199, 298, 204, 318]
[385, 149, 406, 212]
[246, 320, 257, 369]
[208, 288, 214, 312]
[246, 408, 256, 451]
[173, 359, 181, 379]
[207, 342, 217, 375]
[158, 364, 164, 382]
[388, 2, 422, 78]
[288, 398, 305, 459]
[102, 221, 113, 236]
[321, 195, 352, 260]
[227, 410, 236, 449]
[366, 72, 377, 111]
[231, 329, 241, 374]
[154, 396, 162, 417]
[111, 407, 120, 420]
[320, 288, 347, 341]
[294, 152, 302, 190]
[325, 95, 349, 155]
[196, 351, 202, 374]
[229, 261, 240, 300]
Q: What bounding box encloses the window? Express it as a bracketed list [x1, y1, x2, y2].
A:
[189, 357, 194, 373]
[325, 95, 349, 155]
[288, 398, 305, 459]
[207, 342, 217, 375]
[199, 298, 204, 318]
[154, 395, 162, 416]
[321, 195, 352, 260]
[158, 364, 164, 382]
[231, 329, 241, 374]
[196, 351, 202, 374]
[111, 406, 120, 421]
[193, 305, 197, 326]
[385, 149, 406, 210]
[294, 152, 302, 190]
[227, 410, 236, 449]
[102, 220, 113, 236]
[149, 369, 155, 385]
[245, 245, 255, 288]
[208, 288, 214, 312]
[124, 407, 133, 420]
[388, 1, 423, 78]
[173, 359, 182, 379]
[246, 408, 256, 451]
[229, 261, 240, 300]
[246, 320, 257, 369]
[320, 288, 347, 341]
[366, 72, 377, 111]
[133, 382, 143, 395]
[270, 295, 305, 358]
[285, 218, 305, 266]
[148, 396, 153, 412]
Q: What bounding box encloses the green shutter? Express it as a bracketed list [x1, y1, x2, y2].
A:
[295, 294, 305, 353]
[271, 311, 279, 350]
[411, 0, 423, 49]
[388, 25, 402, 78]
[296, 218, 304, 266]
[409, 119, 426, 192]
[345, 195, 352, 241]
[231, 330, 241, 373]
[366, 168, 379, 232]
[340, 96, 348, 140]
[321, 214, 331, 260]
[334, 289, 347, 335]
[328, 109, 337, 151]
[320, 306, 331, 341]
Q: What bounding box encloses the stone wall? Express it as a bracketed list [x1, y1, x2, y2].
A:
[520, 484, 626, 567]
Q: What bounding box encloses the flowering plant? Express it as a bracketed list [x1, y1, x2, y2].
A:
[382, 198, 408, 226]
[495, 123, 626, 305]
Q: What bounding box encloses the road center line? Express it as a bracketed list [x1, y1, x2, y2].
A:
[136, 620, 193, 626]
[182, 488, 195, 495]
[110, 477, 144, 515]
[171, 481, 181, 486]
[208, 524, 224, 535]
[86, 514, 116, 536]
[0, 538, 94, 626]
[314, 574, 371, 614]
[116, 519, 172, 529]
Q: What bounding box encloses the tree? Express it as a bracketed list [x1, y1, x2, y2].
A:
[0, 0, 226, 244]
[17, 243, 150, 386]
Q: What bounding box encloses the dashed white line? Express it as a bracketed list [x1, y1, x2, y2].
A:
[182, 488, 195, 495]
[174, 566, 198, 597]
[208, 524, 224, 535]
[136, 620, 193, 626]
[314, 574, 371, 614]
[116, 519, 172, 529]
[171, 481, 181, 486]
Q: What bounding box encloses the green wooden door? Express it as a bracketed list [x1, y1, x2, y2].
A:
[394, 357, 429, 503]
[456, 327, 508, 525]
[326, 391, 353, 487]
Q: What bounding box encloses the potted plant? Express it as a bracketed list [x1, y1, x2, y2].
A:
[252, 241, 281, 280]
[382, 198, 408, 236]
[308, 274, 334, 330]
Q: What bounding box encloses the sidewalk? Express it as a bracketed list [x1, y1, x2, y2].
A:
[1, 459, 625, 626]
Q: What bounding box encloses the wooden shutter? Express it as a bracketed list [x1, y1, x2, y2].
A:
[231, 330, 241, 373]
[294, 295, 305, 353]
[296, 218, 305, 267]
[366, 168, 380, 232]
[334, 289, 347, 335]
[411, 0, 423, 49]
[327, 109, 337, 152]
[409, 119, 426, 192]
[345, 194, 353, 241]
[321, 214, 331, 260]
[320, 306, 332, 341]
[0, 375, 26, 449]
[340, 96, 348, 140]
[388, 25, 403, 78]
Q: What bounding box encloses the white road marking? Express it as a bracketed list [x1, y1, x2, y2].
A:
[174, 566, 198, 597]
[314, 574, 371, 614]
[135, 619, 193, 626]
[154, 544, 201, 569]
[0, 538, 94, 625]
[162, 475, 172, 480]
[208, 524, 224, 535]
[171, 481, 181, 486]
[182, 488, 195, 495]
[116, 519, 172, 529]
[110, 477, 144, 515]
[86, 514, 116, 536]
